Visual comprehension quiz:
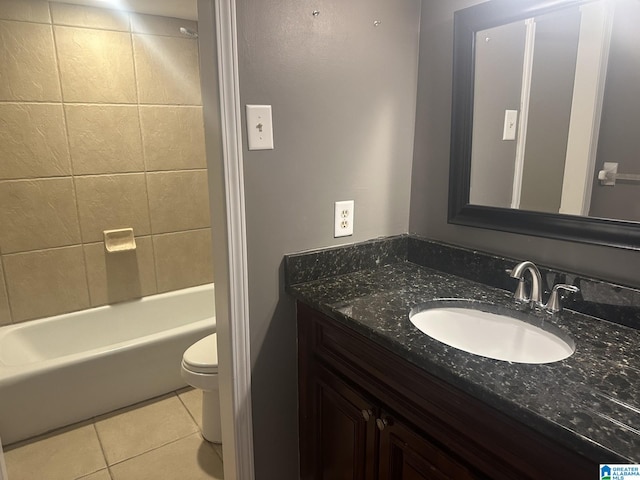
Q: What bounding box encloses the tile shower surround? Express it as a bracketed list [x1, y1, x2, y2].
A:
[0, 1, 214, 324]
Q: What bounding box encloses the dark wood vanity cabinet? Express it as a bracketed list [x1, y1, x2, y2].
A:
[308, 361, 477, 480]
[297, 302, 596, 480]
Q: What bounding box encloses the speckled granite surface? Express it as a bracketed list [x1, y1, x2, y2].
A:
[285, 235, 407, 285]
[285, 236, 640, 463]
[407, 235, 640, 330]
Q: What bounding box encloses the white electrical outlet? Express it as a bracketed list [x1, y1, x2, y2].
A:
[334, 200, 354, 237]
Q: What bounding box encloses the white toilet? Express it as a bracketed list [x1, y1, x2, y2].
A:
[181, 333, 221, 443]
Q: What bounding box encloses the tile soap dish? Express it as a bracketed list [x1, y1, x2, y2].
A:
[104, 228, 136, 253]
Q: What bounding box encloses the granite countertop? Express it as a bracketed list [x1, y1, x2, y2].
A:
[287, 260, 640, 463]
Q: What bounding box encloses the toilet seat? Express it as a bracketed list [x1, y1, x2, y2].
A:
[182, 333, 218, 375]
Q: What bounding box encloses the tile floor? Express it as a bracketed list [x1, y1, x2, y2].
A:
[3, 387, 223, 480]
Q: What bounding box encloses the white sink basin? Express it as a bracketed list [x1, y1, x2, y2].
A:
[409, 303, 574, 364]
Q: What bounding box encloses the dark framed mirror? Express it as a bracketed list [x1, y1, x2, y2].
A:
[448, 0, 640, 250]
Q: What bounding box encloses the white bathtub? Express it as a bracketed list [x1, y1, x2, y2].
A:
[0, 284, 215, 445]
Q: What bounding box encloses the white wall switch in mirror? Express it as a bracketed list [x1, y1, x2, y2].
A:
[246, 105, 274, 150]
[502, 109, 518, 140]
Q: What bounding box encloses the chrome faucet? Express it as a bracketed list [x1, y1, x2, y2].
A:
[508, 261, 580, 313]
[509, 261, 543, 308]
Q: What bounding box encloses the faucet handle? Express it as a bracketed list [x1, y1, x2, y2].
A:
[545, 284, 579, 313]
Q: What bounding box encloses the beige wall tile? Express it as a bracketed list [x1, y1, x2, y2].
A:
[66, 105, 145, 175]
[147, 170, 211, 233]
[75, 173, 151, 243]
[0, 20, 61, 101]
[133, 34, 201, 105]
[0, 103, 71, 180]
[130, 13, 197, 37]
[3, 246, 90, 322]
[140, 106, 206, 171]
[0, 0, 50, 22]
[5, 423, 106, 480]
[0, 178, 81, 253]
[84, 236, 157, 306]
[55, 26, 136, 103]
[95, 394, 198, 465]
[110, 433, 223, 480]
[51, 2, 129, 31]
[0, 261, 11, 325]
[153, 229, 213, 293]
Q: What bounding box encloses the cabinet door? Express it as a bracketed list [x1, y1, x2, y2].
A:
[377, 413, 481, 480]
[310, 364, 378, 480]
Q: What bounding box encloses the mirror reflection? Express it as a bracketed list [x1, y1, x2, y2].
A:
[469, 0, 640, 222]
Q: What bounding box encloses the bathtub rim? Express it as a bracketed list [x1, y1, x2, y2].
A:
[0, 283, 215, 369]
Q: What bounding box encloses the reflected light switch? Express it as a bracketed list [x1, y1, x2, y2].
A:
[502, 109, 518, 141]
[246, 105, 274, 150]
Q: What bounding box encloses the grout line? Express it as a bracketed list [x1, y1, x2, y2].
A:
[0, 17, 51, 27]
[131, 29, 161, 295]
[129, 29, 152, 232]
[50, 15, 93, 308]
[105, 432, 203, 469]
[132, 31, 200, 40]
[6, 390, 214, 475]
[0, 100, 63, 105]
[0, 227, 210, 258]
[173, 390, 202, 433]
[213, 443, 224, 463]
[82, 234, 153, 248]
[48, 3, 65, 104]
[0, 168, 208, 186]
[89, 392, 199, 468]
[0, 253, 15, 324]
[1, 10, 198, 39]
[74, 468, 112, 480]
[176, 388, 201, 429]
[72, 168, 209, 179]
[0, 176, 72, 184]
[3, 243, 86, 257]
[91, 422, 110, 474]
[52, 23, 197, 39]
[52, 23, 130, 36]
[72, 172, 146, 179]
[129, 23, 140, 106]
[0, 101, 201, 107]
[151, 226, 213, 238]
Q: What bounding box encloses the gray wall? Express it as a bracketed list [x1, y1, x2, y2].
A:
[590, 0, 640, 222]
[410, 0, 640, 289]
[470, 21, 525, 208]
[236, 0, 422, 477]
[520, 8, 580, 213]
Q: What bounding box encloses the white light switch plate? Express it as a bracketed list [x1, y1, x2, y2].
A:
[246, 105, 274, 150]
[502, 109, 518, 140]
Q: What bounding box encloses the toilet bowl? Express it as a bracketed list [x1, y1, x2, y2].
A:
[181, 333, 221, 443]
